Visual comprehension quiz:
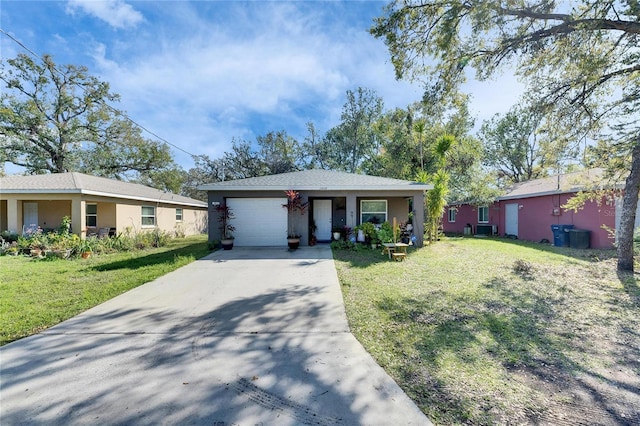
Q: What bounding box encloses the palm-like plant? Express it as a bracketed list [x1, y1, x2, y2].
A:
[216, 203, 236, 240]
[283, 190, 309, 238]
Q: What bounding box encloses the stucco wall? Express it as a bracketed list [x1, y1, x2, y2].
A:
[207, 190, 425, 246]
[0, 192, 206, 237]
[115, 201, 206, 236]
[443, 193, 615, 249]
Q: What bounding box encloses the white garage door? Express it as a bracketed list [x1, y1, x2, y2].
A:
[226, 198, 287, 246]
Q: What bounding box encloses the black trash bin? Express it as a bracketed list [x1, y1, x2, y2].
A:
[569, 229, 591, 249]
[551, 224, 574, 247]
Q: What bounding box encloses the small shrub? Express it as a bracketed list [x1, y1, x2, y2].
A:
[513, 259, 534, 275]
[0, 231, 19, 243]
[331, 240, 357, 250]
[378, 222, 394, 243]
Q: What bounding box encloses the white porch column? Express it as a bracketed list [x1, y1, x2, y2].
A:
[7, 198, 19, 234]
[71, 197, 87, 238]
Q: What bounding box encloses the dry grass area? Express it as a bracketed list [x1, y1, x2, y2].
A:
[333, 238, 640, 425]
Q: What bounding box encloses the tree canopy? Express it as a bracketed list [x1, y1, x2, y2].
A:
[0, 54, 177, 186]
[372, 0, 640, 271]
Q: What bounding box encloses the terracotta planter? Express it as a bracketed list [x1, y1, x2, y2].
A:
[81, 251, 91, 259]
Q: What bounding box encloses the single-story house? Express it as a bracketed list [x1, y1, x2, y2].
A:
[442, 169, 617, 249]
[198, 169, 432, 247]
[0, 172, 208, 238]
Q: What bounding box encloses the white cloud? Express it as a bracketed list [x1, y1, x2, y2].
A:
[66, 0, 144, 29]
[82, 2, 517, 168]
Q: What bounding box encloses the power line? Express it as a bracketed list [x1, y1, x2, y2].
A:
[0, 27, 197, 159]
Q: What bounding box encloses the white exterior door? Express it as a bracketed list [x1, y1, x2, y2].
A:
[23, 202, 38, 229]
[226, 198, 287, 246]
[505, 203, 519, 237]
[313, 200, 332, 241]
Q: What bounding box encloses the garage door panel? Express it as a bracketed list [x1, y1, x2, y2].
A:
[227, 198, 287, 246]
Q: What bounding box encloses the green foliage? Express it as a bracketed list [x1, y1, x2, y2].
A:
[330, 240, 358, 251]
[58, 216, 72, 235]
[0, 53, 177, 183]
[335, 238, 629, 424]
[371, 0, 640, 270]
[3, 221, 174, 258]
[359, 222, 379, 243]
[480, 103, 553, 183]
[299, 87, 384, 173]
[0, 235, 209, 345]
[377, 221, 395, 243]
[426, 169, 450, 243]
[0, 231, 19, 243]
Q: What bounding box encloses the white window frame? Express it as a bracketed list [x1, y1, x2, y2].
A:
[448, 207, 457, 223]
[86, 203, 97, 227]
[360, 200, 388, 224]
[478, 206, 489, 223]
[175, 208, 183, 222]
[141, 205, 156, 227]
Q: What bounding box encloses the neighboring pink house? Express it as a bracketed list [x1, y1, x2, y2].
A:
[442, 169, 616, 249]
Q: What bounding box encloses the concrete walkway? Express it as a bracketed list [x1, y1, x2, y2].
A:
[1, 246, 430, 425]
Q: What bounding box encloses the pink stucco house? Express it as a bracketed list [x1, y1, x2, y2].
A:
[442, 169, 616, 249]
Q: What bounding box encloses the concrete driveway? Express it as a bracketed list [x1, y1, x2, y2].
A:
[1, 246, 430, 425]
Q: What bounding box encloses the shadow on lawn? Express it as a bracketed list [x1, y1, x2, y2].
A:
[449, 235, 617, 262]
[375, 274, 640, 425]
[331, 246, 416, 268]
[92, 242, 211, 271]
[1, 278, 394, 425]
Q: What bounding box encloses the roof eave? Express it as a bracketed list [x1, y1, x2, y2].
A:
[198, 185, 432, 191]
[0, 188, 206, 208]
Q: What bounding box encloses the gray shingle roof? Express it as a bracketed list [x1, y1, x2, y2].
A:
[0, 172, 206, 207]
[500, 168, 607, 200]
[197, 169, 432, 191]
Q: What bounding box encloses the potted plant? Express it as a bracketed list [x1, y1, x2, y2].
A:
[360, 222, 378, 248]
[77, 239, 93, 259]
[283, 190, 309, 250]
[216, 203, 236, 250]
[332, 226, 342, 241]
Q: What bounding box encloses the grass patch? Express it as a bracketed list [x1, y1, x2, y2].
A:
[334, 237, 640, 425]
[0, 234, 211, 345]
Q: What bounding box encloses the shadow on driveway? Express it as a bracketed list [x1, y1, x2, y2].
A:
[1, 246, 428, 425]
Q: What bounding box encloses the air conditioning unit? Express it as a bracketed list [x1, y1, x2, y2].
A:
[476, 224, 497, 235]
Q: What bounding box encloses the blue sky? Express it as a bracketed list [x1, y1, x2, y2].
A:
[1, 0, 523, 171]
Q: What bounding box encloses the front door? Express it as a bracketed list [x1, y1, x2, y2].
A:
[505, 203, 518, 237]
[23, 202, 38, 230]
[313, 200, 332, 241]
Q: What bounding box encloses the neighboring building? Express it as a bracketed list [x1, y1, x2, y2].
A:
[0, 172, 208, 238]
[442, 169, 616, 249]
[198, 169, 432, 247]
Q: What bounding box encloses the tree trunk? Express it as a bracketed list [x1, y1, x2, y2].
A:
[617, 139, 640, 272]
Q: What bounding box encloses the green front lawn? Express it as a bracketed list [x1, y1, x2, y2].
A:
[0, 234, 211, 346]
[334, 238, 639, 425]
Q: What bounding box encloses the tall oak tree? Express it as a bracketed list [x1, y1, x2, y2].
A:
[372, 0, 640, 271]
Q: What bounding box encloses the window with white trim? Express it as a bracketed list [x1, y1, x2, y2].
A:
[361, 200, 387, 224]
[448, 207, 457, 223]
[86, 204, 97, 227]
[176, 208, 183, 222]
[478, 206, 489, 223]
[141, 206, 156, 226]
